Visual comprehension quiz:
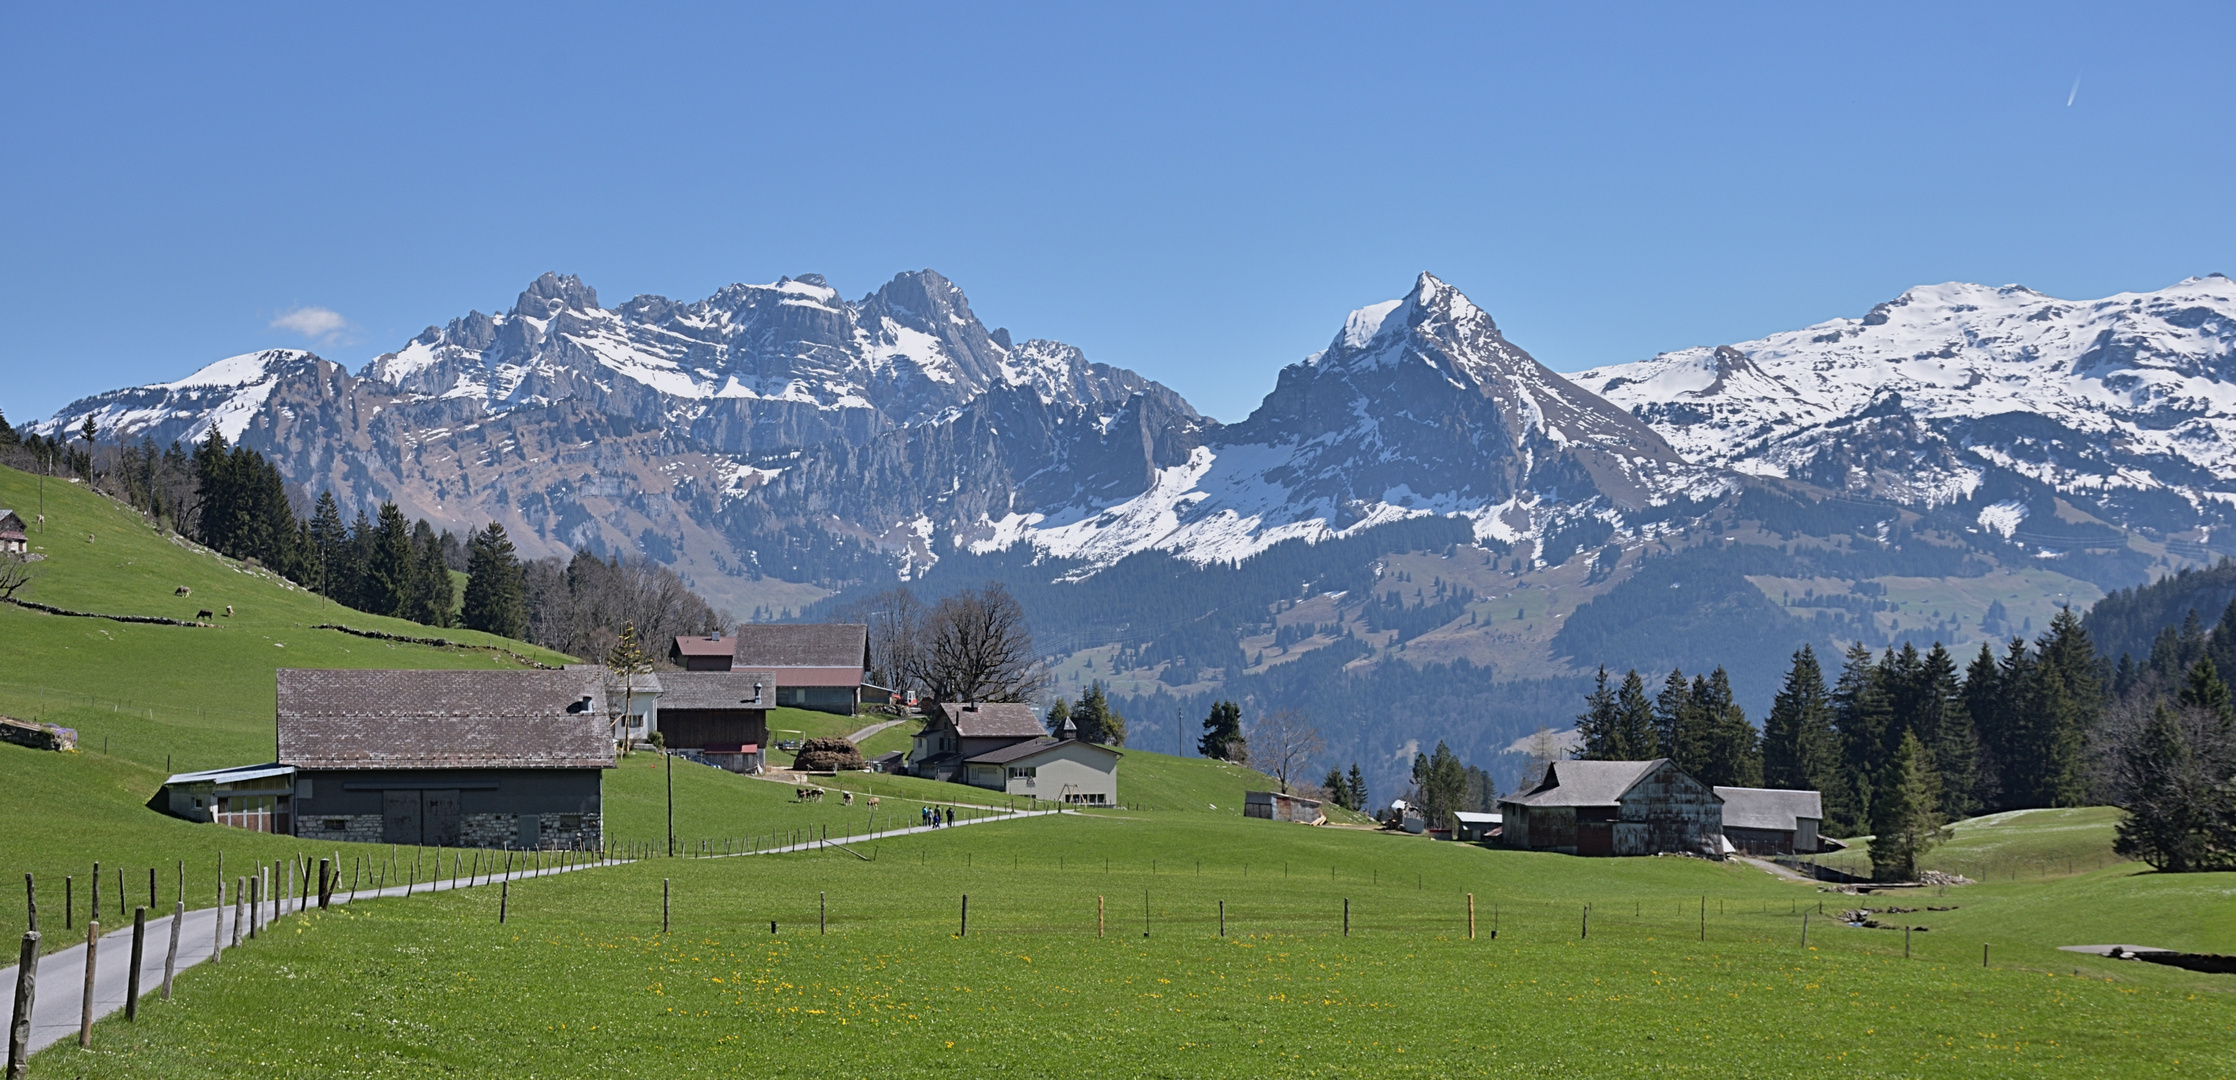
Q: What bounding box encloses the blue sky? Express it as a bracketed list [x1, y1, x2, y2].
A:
[5, 2, 2230, 424]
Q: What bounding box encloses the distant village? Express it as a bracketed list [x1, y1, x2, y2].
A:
[152, 620, 1831, 869]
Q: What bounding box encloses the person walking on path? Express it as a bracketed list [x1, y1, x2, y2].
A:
[945, 807, 955, 827]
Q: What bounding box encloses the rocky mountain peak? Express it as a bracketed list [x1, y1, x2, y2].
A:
[511, 272, 600, 319]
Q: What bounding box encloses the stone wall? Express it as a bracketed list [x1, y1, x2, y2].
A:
[295, 813, 383, 845]
[538, 811, 602, 850]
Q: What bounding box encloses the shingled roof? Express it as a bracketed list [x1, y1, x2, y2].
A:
[1502, 759, 1669, 808]
[730, 624, 869, 669]
[659, 671, 775, 710]
[1714, 786, 1823, 831]
[276, 668, 615, 770]
[938, 701, 1047, 739]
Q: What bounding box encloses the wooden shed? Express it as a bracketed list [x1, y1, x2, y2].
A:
[1244, 790, 1326, 824]
[1713, 786, 1825, 855]
[1498, 759, 1724, 857]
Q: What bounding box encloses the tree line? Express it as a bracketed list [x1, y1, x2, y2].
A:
[4, 422, 722, 661]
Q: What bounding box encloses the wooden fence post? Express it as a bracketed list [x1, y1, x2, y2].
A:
[1582, 904, 1589, 940]
[6, 930, 37, 1079]
[79, 919, 98, 1048]
[248, 876, 259, 939]
[1097, 895, 1104, 938]
[500, 882, 510, 925]
[64, 878, 71, 932]
[959, 895, 968, 937]
[1699, 896, 1705, 941]
[1983, 943, 1990, 968]
[820, 892, 827, 935]
[662, 879, 670, 935]
[1343, 898, 1350, 937]
[1467, 894, 1475, 940]
[162, 901, 182, 999]
[1801, 913, 1809, 947]
[1218, 900, 1225, 937]
[318, 859, 331, 910]
[20, 875, 32, 935]
[126, 907, 145, 1020]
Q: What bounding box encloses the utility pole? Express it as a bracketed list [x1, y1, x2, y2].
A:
[665, 746, 675, 857]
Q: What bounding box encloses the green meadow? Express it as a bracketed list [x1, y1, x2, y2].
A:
[6, 462, 2236, 1076]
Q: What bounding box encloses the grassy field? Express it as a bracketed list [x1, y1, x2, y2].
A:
[32, 810, 2236, 1077]
[1816, 807, 2136, 883]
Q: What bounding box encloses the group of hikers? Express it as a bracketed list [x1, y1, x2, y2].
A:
[920, 805, 956, 828]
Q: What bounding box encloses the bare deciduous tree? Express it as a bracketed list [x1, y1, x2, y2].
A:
[906, 582, 1045, 706]
[1250, 708, 1325, 794]
[0, 554, 34, 601]
[522, 550, 726, 664]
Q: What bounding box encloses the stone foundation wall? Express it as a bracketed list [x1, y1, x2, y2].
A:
[295, 813, 383, 844]
[461, 813, 520, 849]
[538, 812, 602, 850]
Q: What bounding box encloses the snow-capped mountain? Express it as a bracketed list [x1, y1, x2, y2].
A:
[49, 348, 324, 449]
[971, 273, 1720, 566]
[1570, 276, 2236, 537]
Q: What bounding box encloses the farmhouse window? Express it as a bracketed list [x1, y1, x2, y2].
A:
[1008, 766, 1037, 779]
[323, 818, 348, 831]
[560, 814, 583, 829]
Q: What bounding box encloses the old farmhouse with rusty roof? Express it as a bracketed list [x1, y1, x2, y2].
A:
[1498, 759, 1724, 857]
[161, 668, 620, 850]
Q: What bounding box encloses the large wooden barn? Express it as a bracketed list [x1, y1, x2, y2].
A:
[1497, 759, 1724, 857]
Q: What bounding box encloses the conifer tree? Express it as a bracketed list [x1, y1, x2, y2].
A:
[1690, 668, 1762, 788]
[460, 522, 526, 638]
[1346, 762, 1368, 812]
[1961, 642, 2007, 812]
[1575, 667, 1623, 759]
[364, 503, 414, 617]
[1321, 767, 1351, 809]
[1867, 730, 1950, 880]
[1919, 643, 1978, 819]
[1763, 645, 1828, 789]
[2111, 704, 2233, 872]
[1830, 643, 1889, 835]
[307, 492, 347, 600]
[1073, 682, 1126, 746]
[1044, 697, 1072, 737]
[1614, 670, 1658, 760]
[1653, 668, 1691, 766]
[2035, 608, 2102, 806]
[344, 508, 377, 612]
[1198, 699, 1244, 760]
[2178, 657, 2235, 723]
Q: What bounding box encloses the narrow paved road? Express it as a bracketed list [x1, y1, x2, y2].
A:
[3, 856, 616, 1059]
[843, 719, 903, 744]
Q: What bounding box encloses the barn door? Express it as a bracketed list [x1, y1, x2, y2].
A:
[1577, 821, 1614, 857]
[383, 790, 422, 844]
[423, 789, 462, 846]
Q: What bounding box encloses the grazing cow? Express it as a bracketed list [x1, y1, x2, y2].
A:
[842, 790, 855, 807]
[195, 609, 214, 621]
[224, 605, 233, 617]
[867, 796, 880, 809]
[795, 785, 825, 803]
[174, 586, 191, 597]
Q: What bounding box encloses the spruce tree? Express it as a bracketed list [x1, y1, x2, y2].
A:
[307, 492, 347, 600]
[1764, 646, 1828, 789]
[1867, 730, 1950, 881]
[2111, 704, 2232, 872]
[1575, 667, 1623, 759]
[2178, 657, 2235, 723]
[460, 522, 527, 638]
[1691, 668, 1762, 787]
[1346, 762, 1368, 812]
[2035, 609, 2101, 807]
[405, 519, 453, 627]
[1199, 699, 1244, 760]
[1044, 698, 1072, 737]
[344, 508, 377, 612]
[1829, 643, 1889, 835]
[1653, 668, 1690, 766]
[1074, 682, 1125, 746]
[364, 503, 414, 617]
[1614, 670, 1658, 760]
[1920, 643, 1978, 819]
[1321, 767, 1351, 809]
[1961, 642, 2006, 812]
